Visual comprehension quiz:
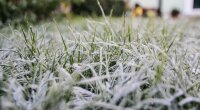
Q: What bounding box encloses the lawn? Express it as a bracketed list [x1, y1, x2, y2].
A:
[1, 17, 200, 110]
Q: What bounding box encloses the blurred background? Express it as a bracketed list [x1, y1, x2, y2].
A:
[0, 0, 200, 26]
[0, 0, 126, 25]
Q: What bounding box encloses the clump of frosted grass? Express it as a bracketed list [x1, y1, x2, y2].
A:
[0, 18, 200, 110]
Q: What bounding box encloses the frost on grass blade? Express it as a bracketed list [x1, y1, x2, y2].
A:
[1, 18, 200, 110]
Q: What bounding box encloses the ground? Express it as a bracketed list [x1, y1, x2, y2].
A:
[0, 18, 200, 110]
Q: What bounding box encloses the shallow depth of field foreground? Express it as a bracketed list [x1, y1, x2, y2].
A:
[1, 18, 200, 110]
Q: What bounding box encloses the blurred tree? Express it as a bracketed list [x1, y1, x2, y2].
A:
[25, 0, 61, 20]
[0, 0, 126, 24]
[71, 0, 126, 16]
[0, 0, 61, 23]
[0, 0, 21, 23]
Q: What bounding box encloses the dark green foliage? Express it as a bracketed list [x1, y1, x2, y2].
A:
[0, 0, 125, 24]
[0, 0, 21, 23]
[0, 0, 61, 24]
[71, 0, 126, 16]
[25, 0, 61, 20]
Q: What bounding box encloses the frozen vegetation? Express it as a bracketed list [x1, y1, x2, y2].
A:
[0, 18, 200, 110]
